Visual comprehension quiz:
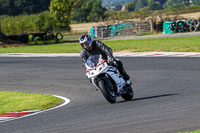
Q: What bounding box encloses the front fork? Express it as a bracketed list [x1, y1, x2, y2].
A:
[91, 74, 116, 92]
[91, 78, 99, 90]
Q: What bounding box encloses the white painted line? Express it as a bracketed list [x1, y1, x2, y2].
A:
[113, 52, 200, 57]
[0, 117, 15, 121]
[0, 95, 70, 123]
[0, 53, 80, 57]
[0, 52, 200, 57]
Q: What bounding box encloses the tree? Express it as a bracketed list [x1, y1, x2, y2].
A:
[147, 0, 162, 10]
[0, 0, 50, 16]
[164, 0, 189, 8]
[134, 0, 148, 11]
[193, 0, 200, 5]
[125, 1, 136, 12]
[34, 11, 56, 32]
[71, 0, 88, 23]
[71, 0, 105, 23]
[158, 0, 167, 5]
[0, 0, 10, 15]
[88, 0, 106, 22]
[49, 0, 73, 30]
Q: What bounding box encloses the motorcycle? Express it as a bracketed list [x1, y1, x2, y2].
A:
[84, 54, 134, 103]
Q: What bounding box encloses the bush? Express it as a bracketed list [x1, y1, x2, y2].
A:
[0, 11, 56, 35]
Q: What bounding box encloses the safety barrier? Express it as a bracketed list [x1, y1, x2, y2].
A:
[90, 20, 153, 38]
[28, 32, 63, 45]
[163, 19, 200, 34]
[6, 32, 63, 44]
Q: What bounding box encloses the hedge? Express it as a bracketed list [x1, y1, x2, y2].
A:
[0, 11, 56, 35]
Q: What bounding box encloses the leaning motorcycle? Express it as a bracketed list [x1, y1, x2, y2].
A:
[84, 54, 134, 103]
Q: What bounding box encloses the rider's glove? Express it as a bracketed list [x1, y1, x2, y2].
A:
[108, 57, 117, 66]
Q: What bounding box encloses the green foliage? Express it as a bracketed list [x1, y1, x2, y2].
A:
[135, 6, 152, 18]
[71, 0, 105, 23]
[135, 0, 148, 11]
[104, 11, 135, 21]
[87, 0, 106, 22]
[49, 0, 73, 30]
[147, 0, 162, 10]
[0, 0, 50, 16]
[0, 11, 55, 35]
[125, 1, 136, 12]
[104, 0, 200, 21]
[34, 11, 55, 32]
[164, 0, 189, 9]
[104, 0, 199, 12]
[0, 0, 200, 28]
[193, 0, 200, 5]
[102, 0, 133, 7]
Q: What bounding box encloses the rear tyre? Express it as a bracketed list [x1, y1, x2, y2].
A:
[98, 79, 116, 103]
[121, 85, 134, 101]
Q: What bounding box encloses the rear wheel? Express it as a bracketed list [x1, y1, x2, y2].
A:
[121, 85, 134, 101]
[98, 79, 116, 103]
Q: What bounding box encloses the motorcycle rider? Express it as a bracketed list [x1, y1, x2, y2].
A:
[80, 34, 130, 81]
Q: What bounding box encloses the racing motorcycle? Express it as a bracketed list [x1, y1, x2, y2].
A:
[84, 54, 134, 103]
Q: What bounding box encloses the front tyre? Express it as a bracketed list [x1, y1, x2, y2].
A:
[98, 79, 116, 103]
[121, 85, 134, 101]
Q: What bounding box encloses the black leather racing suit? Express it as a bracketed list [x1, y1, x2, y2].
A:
[80, 40, 130, 80]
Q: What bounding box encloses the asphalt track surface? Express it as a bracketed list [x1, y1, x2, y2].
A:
[0, 57, 200, 133]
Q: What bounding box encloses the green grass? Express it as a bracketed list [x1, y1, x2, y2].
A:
[0, 43, 81, 53]
[0, 36, 200, 53]
[105, 36, 200, 52]
[179, 130, 200, 133]
[0, 91, 63, 114]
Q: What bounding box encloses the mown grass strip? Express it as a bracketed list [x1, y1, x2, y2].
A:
[0, 36, 200, 53]
[179, 130, 200, 133]
[105, 36, 200, 52]
[0, 91, 63, 114]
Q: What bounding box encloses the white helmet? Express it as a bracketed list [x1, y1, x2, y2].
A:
[79, 34, 92, 50]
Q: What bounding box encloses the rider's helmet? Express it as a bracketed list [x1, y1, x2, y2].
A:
[79, 34, 92, 50]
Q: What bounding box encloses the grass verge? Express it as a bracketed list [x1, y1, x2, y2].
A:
[105, 36, 200, 52]
[0, 91, 63, 114]
[179, 130, 200, 133]
[0, 36, 199, 53]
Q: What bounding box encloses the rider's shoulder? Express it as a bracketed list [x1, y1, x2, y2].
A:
[93, 40, 104, 45]
[92, 40, 101, 43]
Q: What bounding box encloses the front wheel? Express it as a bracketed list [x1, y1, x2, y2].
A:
[121, 85, 134, 101]
[98, 79, 116, 103]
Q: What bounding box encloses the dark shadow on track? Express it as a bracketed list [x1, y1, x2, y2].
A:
[117, 93, 179, 103]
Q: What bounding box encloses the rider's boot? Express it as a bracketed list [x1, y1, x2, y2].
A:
[121, 70, 130, 80]
[113, 59, 131, 81]
[121, 70, 133, 86]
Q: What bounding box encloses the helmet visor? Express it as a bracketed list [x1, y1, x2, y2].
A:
[81, 42, 89, 49]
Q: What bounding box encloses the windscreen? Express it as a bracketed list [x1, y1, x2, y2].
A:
[85, 54, 101, 68]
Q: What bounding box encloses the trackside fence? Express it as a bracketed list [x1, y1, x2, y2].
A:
[90, 20, 153, 39]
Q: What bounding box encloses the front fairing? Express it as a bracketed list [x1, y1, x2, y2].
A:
[85, 55, 109, 78]
[85, 55, 126, 94]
